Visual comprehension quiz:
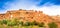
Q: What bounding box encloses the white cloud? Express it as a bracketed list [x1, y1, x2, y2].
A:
[40, 5, 60, 16]
[2, 0, 60, 16]
[4, 0, 37, 10]
[30, 5, 60, 16]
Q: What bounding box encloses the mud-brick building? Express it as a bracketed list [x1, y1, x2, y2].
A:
[0, 14, 5, 19]
[0, 9, 53, 23]
[0, 9, 60, 28]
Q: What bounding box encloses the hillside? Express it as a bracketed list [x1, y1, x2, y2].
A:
[0, 9, 60, 28]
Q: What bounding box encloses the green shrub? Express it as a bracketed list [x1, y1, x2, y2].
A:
[23, 21, 31, 26]
[33, 21, 38, 25]
[7, 21, 18, 26]
[30, 21, 38, 26]
[7, 18, 19, 26]
[48, 22, 58, 28]
[38, 22, 45, 27]
[1, 19, 8, 24]
[7, 21, 17, 26]
[19, 21, 23, 26]
[0, 21, 3, 25]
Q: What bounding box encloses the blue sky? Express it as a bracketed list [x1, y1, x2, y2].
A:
[0, 0, 60, 16]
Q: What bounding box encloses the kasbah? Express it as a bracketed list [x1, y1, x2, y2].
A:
[0, 9, 60, 28]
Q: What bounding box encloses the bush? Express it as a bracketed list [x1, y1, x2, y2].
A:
[32, 21, 38, 25]
[48, 22, 58, 28]
[19, 21, 23, 26]
[7, 22, 17, 26]
[23, 21, 31, 26]
[30, 21, 38, 26]
[0, 20, 3, 25]
[38, 22, 45, 27]
[1, 19, 8, 24]
[7, 18, 19, 26]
